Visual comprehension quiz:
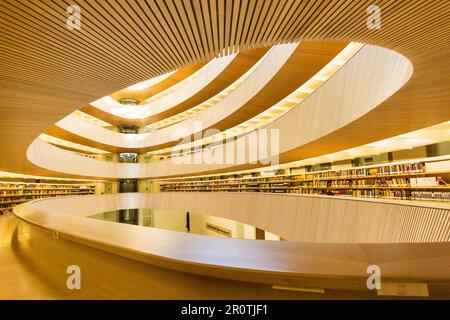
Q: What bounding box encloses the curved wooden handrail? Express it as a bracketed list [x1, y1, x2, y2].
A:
[13, 193, 450, 293]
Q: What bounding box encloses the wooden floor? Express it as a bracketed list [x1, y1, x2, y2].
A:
[0, 214, 117, 299]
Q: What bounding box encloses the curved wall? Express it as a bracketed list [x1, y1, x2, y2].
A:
[109, 63, 206, 105]
[54, 43, 299, 150]
[21, 192, 450, 243]
[27, 45, 413, 178]
[90, 53, 237, 119]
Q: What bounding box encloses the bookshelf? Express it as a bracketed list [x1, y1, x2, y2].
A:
[159, 158, 450, 203]
[0, 181, 95, 215]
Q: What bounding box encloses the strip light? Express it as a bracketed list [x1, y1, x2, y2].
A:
[144, 58, 218, 103]
[142, 49, 272, 132]
[90, 54, 233, 118]
[39, 133, 110, 155]
[0, 171, 100, 182]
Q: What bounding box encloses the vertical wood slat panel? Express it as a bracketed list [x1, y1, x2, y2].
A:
[1, 0, 449, 187]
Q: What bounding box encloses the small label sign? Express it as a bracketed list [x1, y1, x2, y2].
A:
[206, 223, 231, 237]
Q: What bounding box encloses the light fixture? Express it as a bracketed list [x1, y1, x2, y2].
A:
[119, 98, 140, 106]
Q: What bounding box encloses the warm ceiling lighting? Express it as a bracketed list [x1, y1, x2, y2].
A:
[73, 110, 112, 128]
[119, 98, 140, 106]
[39, 133, 110, 155]
[148, 42, 364, 157]
[144, 58, 220, 103]
[90, 53, 236, 119]
[0, 171, 100, 182]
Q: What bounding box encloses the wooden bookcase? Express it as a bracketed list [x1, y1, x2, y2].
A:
[159, 158, 450, 203]
[0, 181, 95, 214]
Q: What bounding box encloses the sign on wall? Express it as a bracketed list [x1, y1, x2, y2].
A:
[206, 223, 231, 237]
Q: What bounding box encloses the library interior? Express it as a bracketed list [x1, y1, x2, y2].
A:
[0, 0, 449, 300]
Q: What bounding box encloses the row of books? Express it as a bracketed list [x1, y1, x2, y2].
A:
[163, 177, 445, 190]
[0, 199, 26, 205]
[1, 191, 94, 199]
[288, 188, 413, 199]
[0, 183, 96, 213]
[159, 160, 449, 202]
[309, 162, 426, 179]
[161, 161, 445, 189]
[161, 186, 450, 202]
[411, 191, 450, 202]
[0, 189, 95, 196]
[0, 183, 94, 190]
[162, 186, 449, 203]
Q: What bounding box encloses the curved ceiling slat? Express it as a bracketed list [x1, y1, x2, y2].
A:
[0, 0, 449, 178]
[27, 45, 414, 179]
[109, 63, 205, 103]
[46, 41, 348, 153]
[84, 48, 270, 127]
[89, 53, 238, 119]
[50, 43, 297, 152]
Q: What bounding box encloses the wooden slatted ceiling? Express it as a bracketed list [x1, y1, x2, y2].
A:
[0, 0, 449, 179]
